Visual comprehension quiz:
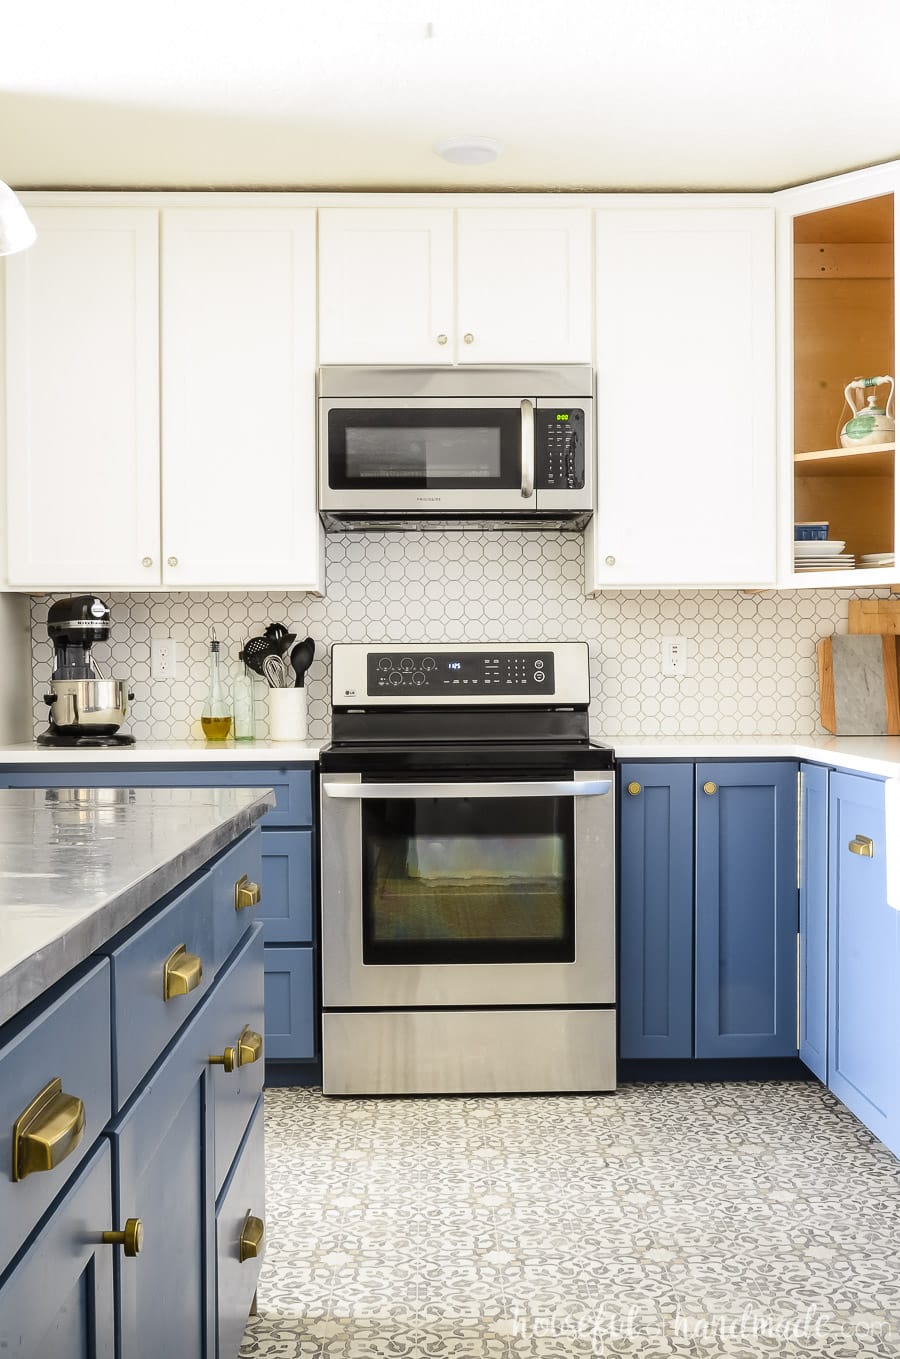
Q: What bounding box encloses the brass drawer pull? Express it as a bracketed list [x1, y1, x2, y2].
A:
[237, 1026, 263, 1067]
[234, 874, 261, 912]
[239, 1211, 265, 1262]
[163, 944, 203, 1001]
[849, 835, 875, 858]
[12, 1076, 85, 1182]
[102, 1218, 143, 1257]
[703, 781, 718, 795]
[209, 1046, 237, 1074]
[626, 781, 641, 796]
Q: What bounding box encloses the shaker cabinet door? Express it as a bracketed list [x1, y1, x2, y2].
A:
[590, 207, 776, 590]
[160, 208, 321, 590]
[5, 207, 161, 589]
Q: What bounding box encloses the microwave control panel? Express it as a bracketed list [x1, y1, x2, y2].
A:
[367, 650, 556, 694]
[535, 408, 585, 490]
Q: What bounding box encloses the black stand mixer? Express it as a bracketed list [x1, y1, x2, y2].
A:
[38, 596, 136, 747]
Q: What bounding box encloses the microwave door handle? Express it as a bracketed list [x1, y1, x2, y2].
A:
[520, 399, 535, 499]
[323, 779, 613, 799]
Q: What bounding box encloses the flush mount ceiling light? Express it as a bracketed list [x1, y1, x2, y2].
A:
[0, 181, 36, 256]
[433, 136, 504, 166]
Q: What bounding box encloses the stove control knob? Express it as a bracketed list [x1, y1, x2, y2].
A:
[413, 672, 425, 685]
[389, 672, 402, 686]
[378, 657, 392, 671]
[399, 657, 414, 672]
[534, 671, 546, 682]
[422, 656, 436, 670]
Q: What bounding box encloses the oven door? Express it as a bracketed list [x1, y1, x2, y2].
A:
[318, 397, 536, 512]
[320, 771, 615, 1008]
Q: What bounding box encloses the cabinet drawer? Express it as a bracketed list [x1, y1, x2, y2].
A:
[109, 872, 214, 1109]
[0, 1139, 115, 1358]
[211, 830, 264, 968]
[259, 829, 314, 943]
[217, 1096, 266, 1359]
[0, 960, 112, 1280]
[4, 766, 314, 829]
[205, 925, 265, 1198]
[264, 946, 317, 1060]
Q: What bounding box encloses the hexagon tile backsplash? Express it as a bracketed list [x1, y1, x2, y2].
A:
[29, 531, 879, 742]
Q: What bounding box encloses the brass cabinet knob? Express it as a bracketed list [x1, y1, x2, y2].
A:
[436, 333, 448, 345]
[239, 1211, 265, 1262]
[102, 1218, 144, 1257]
[237, 1026, 263, 1067]
[605, 555, 616, 566]
[703, 781, 718, 795]
[463, 332, 474, 344]
[12, 1077, 85, 1182]
[210, 1046, 237, 1074]
[626, 781, 642, 796]
[849, 834, 875, 858]
[234, 874, 262, 912]
[141, 556, 153, 568]
[167, 556, 178, 567]
[163, 943, 203, 1001]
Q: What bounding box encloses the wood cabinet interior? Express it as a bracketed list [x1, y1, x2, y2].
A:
[793, 194, 895, 560]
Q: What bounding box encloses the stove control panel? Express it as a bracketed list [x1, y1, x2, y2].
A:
[366, 650, 556, 695]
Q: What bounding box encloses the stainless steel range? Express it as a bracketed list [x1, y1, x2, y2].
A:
[319, 642, 616, 1096]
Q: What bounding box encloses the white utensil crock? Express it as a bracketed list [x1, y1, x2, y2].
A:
[267, 688, 307, 741]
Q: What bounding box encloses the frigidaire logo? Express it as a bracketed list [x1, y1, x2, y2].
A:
[416, 496, 442, 503]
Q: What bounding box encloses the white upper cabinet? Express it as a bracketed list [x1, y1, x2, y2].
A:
[161, 209, 321, 590]
[4, 208, 160, 590]
[588, 207, 776, 591]
[318, 206, 592, 364]
[318, 209, 454, 364]
[455, 209, 592, 363]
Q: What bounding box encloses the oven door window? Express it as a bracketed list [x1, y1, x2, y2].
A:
[361, 794, 575, 965]
[327, 407, 522, 489]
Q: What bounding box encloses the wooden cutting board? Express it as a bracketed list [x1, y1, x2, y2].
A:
[818, 635, 900, 734]
[848, 599, 900, 635]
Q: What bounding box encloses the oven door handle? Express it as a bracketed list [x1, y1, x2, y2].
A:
[323, 778, 613, 799]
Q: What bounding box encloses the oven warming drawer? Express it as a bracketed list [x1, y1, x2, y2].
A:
[322, 1008, 615, 1096]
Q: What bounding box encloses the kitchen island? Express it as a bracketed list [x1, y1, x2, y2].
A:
[0, 784, 274, 1359]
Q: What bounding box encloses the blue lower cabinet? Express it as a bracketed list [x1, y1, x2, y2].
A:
[828, 771, 899, 1156]
[695, 761, 798, 1058]
[799, 763, 829, 1080]
[205, 925, 265, 1198]
[259, 829, 314, 943]
[0, 1140, 115, 1358]
[110, 1003, 215, 1359]
[619, 763, 694, 1058]
[216, 1096, 266, 1359]
[264, 947, 317, 1060]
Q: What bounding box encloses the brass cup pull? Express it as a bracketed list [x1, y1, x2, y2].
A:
[239, 1211, 265, 1262]
[234, 874, 261, 912]
[626, 781, 642, 796]
[12, 1077, 85, 1182]
[703, 781, 718, 795]
[210, 1046, 237, 1074]
[163, 944, 203, 1001]
[237, 1026, 263, 1067]
[849, 835, 875, 858]
[102, 1218, 144, 1257]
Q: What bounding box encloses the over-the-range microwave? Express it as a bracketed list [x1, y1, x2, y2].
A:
[317, 365, 593, 531]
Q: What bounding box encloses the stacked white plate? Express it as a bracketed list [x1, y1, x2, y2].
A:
[859, 553, 895, 568]
[794, 540, 854, 571]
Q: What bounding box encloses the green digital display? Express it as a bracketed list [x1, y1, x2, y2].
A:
[556, 413, 569, 421]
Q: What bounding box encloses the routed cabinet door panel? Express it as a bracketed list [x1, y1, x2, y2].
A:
[590, 208, 776, 589]
[161, 209, 320, 589]
[695, 762, 798, 1058]
[828, 772, 899, 1155]
[799, 762, 829, 1080]
[456, 209, 592, 362]
[318, 209, 454, 363]
[5, 208, 160, 588]
[619, 763, 694, 1059]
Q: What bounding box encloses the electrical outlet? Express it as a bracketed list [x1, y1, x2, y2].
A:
[151, 637, 178, 680]
[662, 636, 688, 677]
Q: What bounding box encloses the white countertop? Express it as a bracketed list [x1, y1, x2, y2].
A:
[0, 739, 322, 764]
[596, 733, 900, 780]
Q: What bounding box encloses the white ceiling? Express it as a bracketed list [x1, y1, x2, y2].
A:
[2, 0, 899, 192]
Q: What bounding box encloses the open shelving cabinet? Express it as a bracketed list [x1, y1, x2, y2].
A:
[778, 167, 900, 587]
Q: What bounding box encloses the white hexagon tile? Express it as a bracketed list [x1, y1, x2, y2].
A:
[29, 532, 889, 741]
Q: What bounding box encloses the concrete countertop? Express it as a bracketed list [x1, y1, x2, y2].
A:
[0, 785, 274, 1028]
[0, 739, 322, 764]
